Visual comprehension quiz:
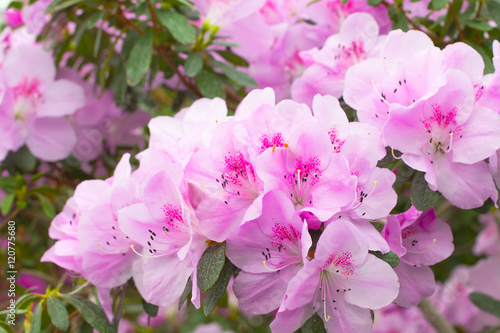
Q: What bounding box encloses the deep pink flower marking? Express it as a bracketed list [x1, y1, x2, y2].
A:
[261, 222, 303, 274]
[328, 127, 345, 153]
[12, 78, 42, 117]
[284, 156, 322, 205]
[259, 132, 285, 153]
[216, 152, 259, 199]
[422, 103, 462, 157]
[162, 204, 184, 230]
[324, 251, 355, 276]
[333, 40, 367, 68]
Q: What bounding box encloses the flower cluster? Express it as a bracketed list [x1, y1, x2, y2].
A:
[42, 84, 459, 331]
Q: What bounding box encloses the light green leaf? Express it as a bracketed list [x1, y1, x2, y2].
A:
[371, 251, 401, 268]
[31, 300, 44, 333]
[429, 0, 449, 10]
[46, 0, 84, 13]
[1, 193, 15, 216]
[34, 193, 56, 219]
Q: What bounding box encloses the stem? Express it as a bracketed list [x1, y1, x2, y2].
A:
[448, 4, 466, 41]
[112, 282, 129, 327]
[0, 208, 21, 230]
[418, 298, 457, 333]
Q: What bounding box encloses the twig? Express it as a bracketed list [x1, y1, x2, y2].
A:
[448, 4, 466, 41]
[0, 208, 21, 230]
[418, 298, 457, 333]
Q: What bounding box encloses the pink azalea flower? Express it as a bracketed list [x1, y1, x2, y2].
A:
[254, 116, 357, 225]
[270, 219, 399, 332]
[225, 190, 312, 314]
[384, 70, 500, 209]
[473, 211, 500, 256]
[343, 29, 446, 132]
[292, 13, 384, 106]
[373, 303, 436, 333]
[42, 154, 140, 289]
[0, 43, 85, 161]
[118, 168, 207, 307]
[382, 206, 454, 306]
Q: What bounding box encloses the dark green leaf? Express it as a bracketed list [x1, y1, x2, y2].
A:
[429, 0, 449, 10]
[473, 198, 495, 214]
[195, 71, 226, 99]
[60, 295, 115, 333]
[12, 147, 36, 172]
[215, 50, 249, 67]
[126, 30, 154, 86]
[185, 53, 204, 77]
[179, 277, 193, 310]
[300, 313, 327, 333]
[470, 292, 500, 319]
[141, 298, 159, 318]
[31, 300, 44, 333]
[411, 171, 439, 211]
[47, 296, 69, 331]
[46, 0, 83, 13]
[204, 258, 236, 316]
[1, 193, 15, 216]
[212, 61, 258, 87]
[28, 173, 45, 184]
[197, 243, 226, 292]
[157, 9, 196, 45]
[465, 42, 494, 74]
[370, 309, 375, 323]
[367, 0, 383, 6]
[371, 251, 400, 268]
[34, 193, 56, 219]
[465, 19, 494, 31]
[393, 163, 415, 190]
[78, 320, 93, 333]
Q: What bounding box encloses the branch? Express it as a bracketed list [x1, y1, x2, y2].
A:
[418, 298, 457, 333]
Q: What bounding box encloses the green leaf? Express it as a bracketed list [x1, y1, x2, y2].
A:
[12, 147, 36, 172]
[60, 295, 115, 333]
[370, 309, 375, 323]
[78, 320, 93, 333]
[195, 71, 226, 99]
[126, 30, 154, 86]
[197, 243, 226, 292]
[371, 251, 401, 268]
[470, 292, 500, 319]
[473, 198, 495, 214]
[31, 300, 44, 333]
[0, 176, 16, 192]
[367, 0, 383, 6]
[215, 49, 249, 67]
[429, 0, 449, 10]
[203, 258, 236, 316]
[46, 0, 83, 13]
[299, 313, 327, 333]
[185, 53, 204, 77]
[179, 277, 193, 310]
[411, 171, 439, 211]
[87, 11, 105, 29]
[47, 296, 69, 331]
[393, 163, 415, 190]
[157, 9, 196, 45]
[1, 193, 15, 216]
[390, 8, 409, 32]
[34, 193, 56, 219]
[212, 61, 258, 88]
[0, 322, 15, 333]
[141, 298, 159, 318]
[465, 19, 494, 31]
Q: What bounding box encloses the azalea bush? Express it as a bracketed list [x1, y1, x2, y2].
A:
[1, 0, 500, 332]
